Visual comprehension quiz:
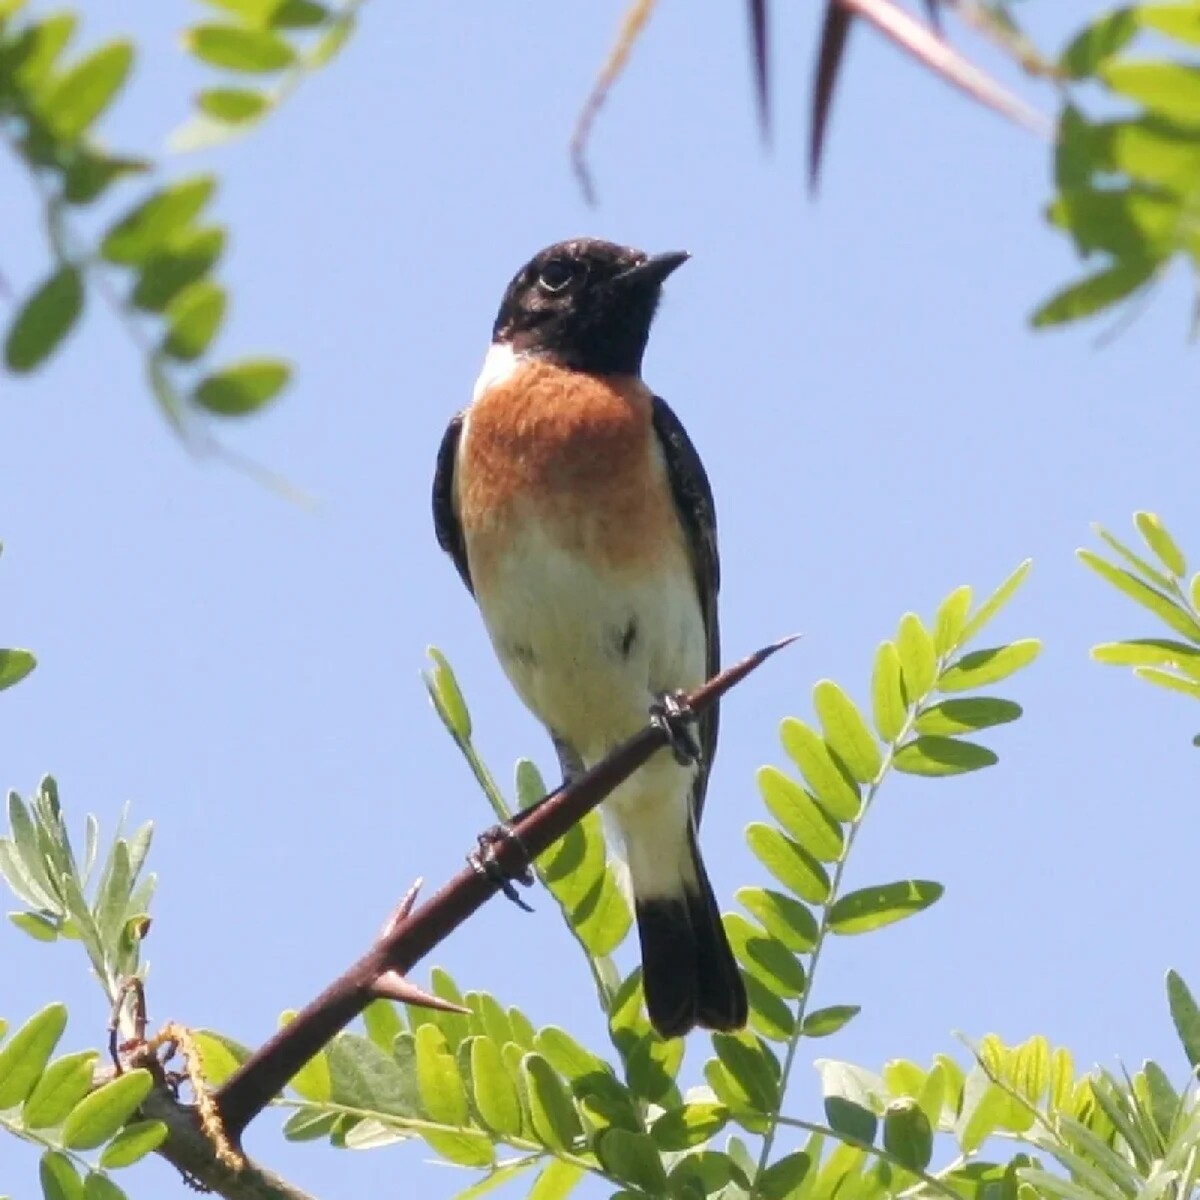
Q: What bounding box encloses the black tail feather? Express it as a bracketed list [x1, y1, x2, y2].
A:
[635, 832, 747, 1039]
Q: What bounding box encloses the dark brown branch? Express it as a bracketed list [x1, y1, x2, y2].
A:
[214, 636, 797, 1143]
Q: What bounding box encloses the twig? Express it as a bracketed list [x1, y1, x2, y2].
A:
[213, 635, 797, 1143]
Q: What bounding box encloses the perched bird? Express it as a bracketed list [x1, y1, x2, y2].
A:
[432, 238, 746, 1038]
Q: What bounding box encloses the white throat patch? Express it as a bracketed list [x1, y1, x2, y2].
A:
[472, 342, 523, 403]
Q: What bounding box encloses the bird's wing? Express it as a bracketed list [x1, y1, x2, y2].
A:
[432, 412, 473, 593]
[651, 394, 720, 822]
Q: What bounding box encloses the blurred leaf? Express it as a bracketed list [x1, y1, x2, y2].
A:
[896, 613, 937, 698]
[10, 911, 58, 941]
[63, 152, 149, 206]
[650, 1101, 728, 1150]
[914, 697, 1022, 735]
[883, 1099, 933, 1171]
[802, 1005, 860, 1038]
[827, 880, 943, 934]
[0, 1002, 68, 1108]
[197, 86, 269, 123]
[813, 680, 881, 782]
[1059, 8, 1138, 79]
[1092, 638, 1200, 671]
[1135, 511, 1186, 577]
[8, 14, 77, 90]
[955, 1068, 1008, 1152]
[469, 1037, 521, 1136]
[1050, 186, 1178, 258]
[960, 560, 1033, 645]
[736, 886, 818, 952]
[893, 735, 999, 775]
[194, 357, 289, 415]
[23, 1050, 97, 1128]
[101, 177, 216, 266]
[1101, 60, 1200, 125]
[756, 767, 843, 861]
[39, 1150, 82, 1200]
[522, 1053, 581, 1151]
[278, 1012, 330, 1102]
[933, 585, 972, 656]
[0, 649, 37, 691]
[938, 641, 1041, 691]
[1032, 260, 1158, 328]
[184, 24, 296, 72]
[757, 1151, 811, 1199]
[779, 718, 860, 819]
[712, 1032, 779, 1113]
[163, 281, 226, 361]
[596, 1128, 668, 1194]
[5, 267, 84, 372]
[725, 913, 806, 997]
[745, 823, 831, 904]
[525, 1159, 585, 1200]
[871, 641, 907, 743]
[309, 15, 353, 66]
[60, 1069, 152, 1149]
[132, 227, 224, 312]
[41, 41, 133, 139]
[1137, 666, 1200, 699]
[1081, 549, 1200, 641]
[97, 1119, 168, 1169]
[1139, 4, 1200, 45]
[1166, 969, 1200, 1069]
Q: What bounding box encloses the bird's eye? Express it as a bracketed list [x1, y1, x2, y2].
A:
[538, 258, 577, 293]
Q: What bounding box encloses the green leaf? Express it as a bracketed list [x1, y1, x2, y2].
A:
[736, 886, 818, 952]
[745, 823, 831, 904]
[1080, 550, 1200, 641]
[1092, 638, 1200, 671]
[914, 698, 1022, 735]
[10, 910, 58, 940]
[190, 1030, 250, 1087]
[525, 1159, 584, 1200]
[469, 1037, 521, 1136]
[802, 1005, 861, 1038]
[932, 585, 973, 656]
[271, 0, 330, 28]
[194, 357, 290, 415]
[569, 869, 632, 957]
[1166, 969, 1200, 1069]
[421, 1128, 494, 1167]
[756, 767, 844, 861]
[1138, 4, 1200, 45]
[97, 1119, 168, 1168]
[744, 972, 796, 1042]
[60, 1069, 153, 1149]
[7, 14, 77, 90]
[827, 880, 943, 935]
[413, 1023, 468, 1125]
[197, 86, 269, 123]
[278, 1013, 330, 1102]
[1136, 667, 1200, 698]
[522, 1053, 581, 1151]
[955, 1069, 1008, 1153]
[1095, 525, 1175, 591]
[938, 641, 1041, 692]
[712, 1032, 780, 1113]
[1032, 260, 1159, 328]
[883, 1099, 933, 1171]
[424, 647, 472, 740]
[650, 1101, 728, 1150]
[309, 16, 353, 66]
[82, 1172, 126, 1200]
[871, 641, 907, 743]
[328, 1031, 422, 1117]
[896, 613, 937, 699]
[0, 1002, 68, 1108]
[41, 41, 133, 139]
[5, 267, 84, 372]
[101, 177, 217, 266]
[0, 648, 37, 690]
[38, 1150, 82, 1200]
[779, 718, 861, 819]
[818, 1060, 882, 1144]
[162, 281, 226, 362]
[960, 560, 1033, 646]
[1049, 186, 1179, 258]
[893, 735, 999, 776]
[132, 227, 225, 312]
[63, 153, 149, 205]
[1059, 8, 1138, 78]
[813, 680, 881, 783]
[725, 913, 806, 997]
[596, 1128, 668, 1194]
[23, 1050, 97, 1128]
[184, 24, 296, 72]
[1135, 512, 1186, 577]
[1101, 60, 1200, 126]
[281, 1106, 338, 1141]
[757, 1151, 811, 1199]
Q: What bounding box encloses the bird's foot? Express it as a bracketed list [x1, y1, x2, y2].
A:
[649, 690, 702, 766]
[468, 823, 535, 912]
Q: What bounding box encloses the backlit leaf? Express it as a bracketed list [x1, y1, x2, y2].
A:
[802, 1005, 861, 1038]
[163, 281, 225, 361]
[60, 1069, 152, 1149]
[1136, 512, 1186, 577]
[525, 1159, 584, 1200]
[914, 697, 1022, 735]
[132, 226, 225, 312]
[938, 640, 1041, 692]
[197, 87, 269, 123]
[1032, 260, 1158, 328]
[1167, 969, 1200, 1069]
[933, 585, 973, 656]
[828, 880, 943, 934]
[756, 767, 843, 861]
[871, 641, 907, 743]
[725, 913, 806, 997]
[97, 1119, 168, 1168]
[38, 1150, 82, 1200]
[1101, 60, 1200, 125]
[4, 267, 84, 372]
[779, 719, 860, 819]
[101, 177, 216, 265]
[1136, 667, 1200, 698]
[1093, 639, 1200, 671]
[41, 41, 133, 139]
[651, 1102, 728, 1151]
[1083, 549, 1200, 640]
[1059, 9, 1138, 78]
[522, 1053, 581, 1150]
[745, 823, 831, 904]
[0, 649, 37, 691]
[0, 1003, 68, 1108]
[893, 735, 999, 776]
[959, 560, 1033, 646]
[596, 1128, 668, 1194]
[23, 1050, 97, 1128]
[896, 613, 937, 699]
[813, 680, 881, 782]
[712, 1032, 779, 1113]
[184, 24, 295, 72]
[736, 886, 818, 952]
[414, 1023, 468, 1126]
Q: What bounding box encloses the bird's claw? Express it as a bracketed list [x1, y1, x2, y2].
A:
[649, 690, 702, 766]
[469, 824, 535, 912]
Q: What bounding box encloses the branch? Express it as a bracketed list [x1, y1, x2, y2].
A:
[209, 635, 797, 1146]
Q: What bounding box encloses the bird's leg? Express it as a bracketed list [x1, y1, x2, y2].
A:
[469, 825, 535, 912]
[649, 690, 702, 766]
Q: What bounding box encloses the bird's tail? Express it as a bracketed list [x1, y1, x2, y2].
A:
[632, 823, 747, 1039]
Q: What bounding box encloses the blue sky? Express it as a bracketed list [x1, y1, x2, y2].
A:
[3, 1, 1198, 1197]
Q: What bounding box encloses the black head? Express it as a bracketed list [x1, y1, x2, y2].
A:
[491, 238, 689, 376]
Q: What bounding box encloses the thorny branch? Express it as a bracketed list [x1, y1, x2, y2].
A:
[120, 636, 795, 1199]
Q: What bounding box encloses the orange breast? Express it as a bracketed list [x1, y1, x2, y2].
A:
[458, 360, 683, 583]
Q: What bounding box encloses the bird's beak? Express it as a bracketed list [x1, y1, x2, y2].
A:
[615, 250, 691, 288]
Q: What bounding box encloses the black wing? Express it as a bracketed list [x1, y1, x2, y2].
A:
[651, 394, 720, 823]
[432, 412, 473, 593]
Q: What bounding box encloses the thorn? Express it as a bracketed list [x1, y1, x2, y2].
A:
[378, 879, 424, 939]
[371, 970, 469, 1013]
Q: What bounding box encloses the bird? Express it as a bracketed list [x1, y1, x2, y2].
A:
[432, 237, 747, 1039]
